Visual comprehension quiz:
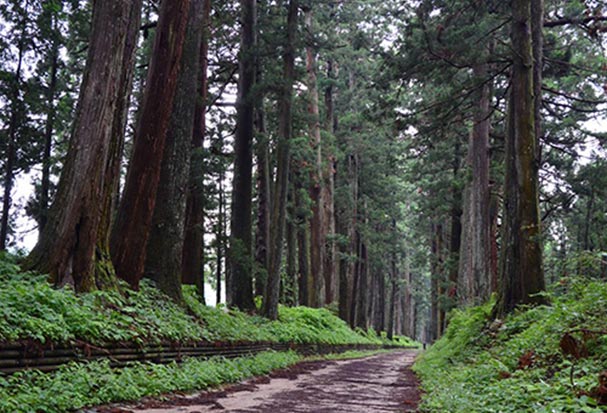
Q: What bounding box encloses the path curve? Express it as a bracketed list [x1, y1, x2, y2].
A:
[103, 350, 420, 413]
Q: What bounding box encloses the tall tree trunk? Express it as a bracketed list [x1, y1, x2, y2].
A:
[254, 68, 271, 299]
[388, 260, 398, 340]
[430, 223, 444, 341]
[145, 0, 205, 302]
[495, 0, 546, 316]
[458, 62, 492, 306]
[304, 7, 325, 308]
[25, 0, 143, 291]
[323, 58, 337, 305]
[112, 0, 192, 288]
[0, 3, 27, 251]
[264, 0, 299, 320]
[338, 153, 358, 324]
[355, 241, 369, 329]
[228, 0, 257, 311]
[182, 0, 212, 297]
[216, 172, 225, 305]
[39, 18, 60, 232]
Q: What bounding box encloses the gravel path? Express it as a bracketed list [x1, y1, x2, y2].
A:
[95, 350, 420, 413]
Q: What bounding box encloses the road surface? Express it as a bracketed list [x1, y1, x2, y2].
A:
[95, 350, 420, 413]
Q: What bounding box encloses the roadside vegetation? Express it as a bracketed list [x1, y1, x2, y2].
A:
[414, 278, 607, 412]
[0, 255, 417, 347]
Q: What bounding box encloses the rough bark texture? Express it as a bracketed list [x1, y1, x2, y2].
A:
[112, 0, 191, 289]
[182, 0, 212, 297]
[25, 0, 142, 291]
[228, 0, 257, 311]
[304, 7, 325, 308]
[145, 0, 204, 302]
[495, 0, 546, 317]
[458, 62, 492, 306]
[264, 0, 299, 320]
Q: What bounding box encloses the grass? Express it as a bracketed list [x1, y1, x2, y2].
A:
[0, 350, 301, 412]
[0, 348, 403, 412]
[414, 278, 607, 412]
[0, 254, 419, 347]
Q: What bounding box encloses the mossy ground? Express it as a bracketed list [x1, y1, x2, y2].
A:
[414, 279, 607, 412]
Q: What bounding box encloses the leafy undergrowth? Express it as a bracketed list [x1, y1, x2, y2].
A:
[414, 279, 607, 412]
[0, 254, 418, 347]
[0, 350, 302, 412]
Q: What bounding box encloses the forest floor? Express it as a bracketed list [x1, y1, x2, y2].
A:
[90, 350, 420, 413]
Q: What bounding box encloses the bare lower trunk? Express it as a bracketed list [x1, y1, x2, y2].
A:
[39, 29, 60, 232]
[304, 7, 325, 308]
[264, 0, 299, 320]
[145, 0, 205, 302]
[495, 0, 546, 316]
[458, 61, 492, 306]
[323, 58, 337, 305]
[228, 0, 257, 311]
[112, 0, 192, 288]
[26, 0, 142, 291]
[254, 72, 271, 299]
[182, 0, 211, 298]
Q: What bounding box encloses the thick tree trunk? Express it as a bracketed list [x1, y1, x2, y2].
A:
[264, 0, 299, 320]
[25, 0, 143, 291]
[495, 0, 546, 316]
[304, 7, 325, 308]
[458, 62, 492, 306]
[182, 0, 212, 297]
[145, 0, 205, 302]
[112, 0, 191, 288]
[228, 0, 257, 311]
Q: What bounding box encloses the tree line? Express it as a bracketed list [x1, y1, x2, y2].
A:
[1, 0, 606, 341]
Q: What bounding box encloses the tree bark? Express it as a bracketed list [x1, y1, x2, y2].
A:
[39, 16, 60, 233]
[495, 0, 546, 317]
[304, 7, 325, 308]
[112, 0, 192, 289]
[322, 58, 337, 305]
[338, 153, 358, 324]
[228, 0, 257, 311]
[264, 0, 299, 320]
[182, 0, 212, 298]
[145, 0, 205, 302]
[254, 64, 271, 299]
[25, 0, 143, 291]
[458, 61, 492, 306]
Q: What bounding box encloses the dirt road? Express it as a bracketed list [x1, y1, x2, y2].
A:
[99, 350, 420, 413]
